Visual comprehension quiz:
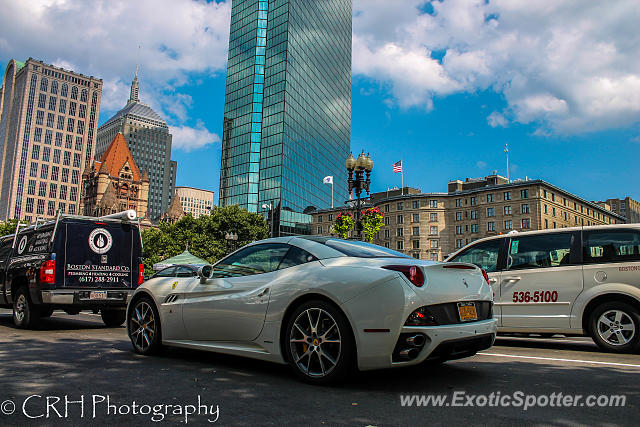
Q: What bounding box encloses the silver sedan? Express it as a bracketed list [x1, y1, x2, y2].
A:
[127, 237, 497, 384]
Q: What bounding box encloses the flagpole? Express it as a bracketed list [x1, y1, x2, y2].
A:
[401, 159, 404, 195]
[331, 182, 334, 208]
[505, 143, 510, 182]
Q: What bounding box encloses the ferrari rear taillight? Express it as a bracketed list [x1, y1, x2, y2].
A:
[481, 268, 490, 284]
[138, 263, 144, 286]
[382, 265, 425, 287]
[405, 307, 438, 326]
[39, 260, 56, 284]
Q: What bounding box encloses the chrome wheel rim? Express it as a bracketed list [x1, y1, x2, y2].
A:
[289, 308, 341, 378]
[597, 310, 635, 346]
[14, 294, 26, 322]
[129, 301, 156, 352]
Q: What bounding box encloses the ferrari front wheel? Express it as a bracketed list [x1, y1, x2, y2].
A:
[128, 297, 162, 355]
[286, 300, 355, 385]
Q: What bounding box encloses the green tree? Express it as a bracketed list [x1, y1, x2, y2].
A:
[141, 205, 269, 273]
[361, 207, 384, 243]
[0, 219, 21, 237]
[332, 212, 355, 239]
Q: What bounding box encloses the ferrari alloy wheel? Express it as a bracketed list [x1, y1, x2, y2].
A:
[286, 300, 354, 384]
[128, 297, 162, 355]
[589, 302, 640, 353]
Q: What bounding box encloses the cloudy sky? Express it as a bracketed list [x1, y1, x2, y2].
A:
[1, 0, 639, 203]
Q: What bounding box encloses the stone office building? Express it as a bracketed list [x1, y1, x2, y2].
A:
[0, 58, 102, 221]
[312, 174, 625, 261]
[595, 197, 640, 224]
[96, 73, 176, 220]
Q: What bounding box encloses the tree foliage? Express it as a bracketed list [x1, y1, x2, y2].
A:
[141, 205, 269, 273]
[0, 219, 21, 237]
[332, 212, 355, 239]
[361, 207, 384, 243]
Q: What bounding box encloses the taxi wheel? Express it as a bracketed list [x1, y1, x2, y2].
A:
[285, 300, 355, 385]
[128, 297, 162, 355]
[589, 302, 640, 353]
[101, 309, 126, 327]
[13, 286, 39, 329]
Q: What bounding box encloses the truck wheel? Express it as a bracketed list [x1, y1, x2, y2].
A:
[13, 287, 38, 328]
[101, 309, 126, 327]
[589, 302, 640, 353]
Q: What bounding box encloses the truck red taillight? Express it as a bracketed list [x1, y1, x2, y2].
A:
[138, 263, 144, 286]
[382, 265, 425, 287]
[39, 260, 56, 284]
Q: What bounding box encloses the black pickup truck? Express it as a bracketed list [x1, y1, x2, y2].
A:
[0, 212, 144, 328]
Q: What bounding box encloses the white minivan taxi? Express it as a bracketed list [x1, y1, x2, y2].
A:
[446, 224, 640, 353]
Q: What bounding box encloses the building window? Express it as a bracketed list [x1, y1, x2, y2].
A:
[328, 214, 333, 221]
[545, 219, 549, 228]
[385, 229, 390, 238]
[544, 204, 548, 214]
[317, 226, 322, 234]
[412, 200, 419, 209]
[48, 96, 56, 111]
[504, 206, 512, 215]
[49, 183, 57, 198]
[58, 99, 66, 114]
[504, 220, 512, 230]
[36, 199, 45, 215]
[430, 253, 439, 261]
[38, 182, 46, 197]
[470, 197, 477, 206]
[397, 241, 404, 250]
[430, 226, 438, 235]
[456, 239, 464, 249]
[412, 253, 420, 259]
[456, 225, 463, 235]
[521, 189, 529, 199]
[521, 203, 530, 214]
[430, 200, 438, 208]
[430, 213, 438, 222]
[412, 227, 420, 236]
[471, 224, 479, 233]
[317, 215, 322, 223]
[504, 191, 511, 201]
[544, 190, 548, 198]
[553, 221, 557, 228]
[397, 202, 403, 210]
[471, 210, 478, 219]
[455, 199, 462, 207]
[384, 216, 390, 226]
[487, 193, 494, 203]
[456, 211, 463, 221]
[487, 207, 494, 217]
[384, 243, 390, 248]
[397, 215, 403, 224]
[396, 227, 404, 237]
[412, 240, 420, 249]
[552, 193, 555, 202]
[27, 180, 36, 195]
[412, 213, 420, 223]
[552, 207, 556, 217]
[487, 221, 495, 231]
[430, 239, 439, 248]
[384, 204, 389, 212]
[522, 218, 531, 229]
[47, 201, 55, 216]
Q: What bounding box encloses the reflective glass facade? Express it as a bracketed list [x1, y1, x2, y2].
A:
[219, 0, 351, 232]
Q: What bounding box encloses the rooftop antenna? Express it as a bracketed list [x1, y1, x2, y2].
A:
[504, 142, 510, 182]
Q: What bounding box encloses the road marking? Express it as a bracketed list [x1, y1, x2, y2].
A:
[477, 352, 640, 368]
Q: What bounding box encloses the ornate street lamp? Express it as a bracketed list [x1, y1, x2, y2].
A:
[224, 231, 238, 254]
[346, 150, 374, 240]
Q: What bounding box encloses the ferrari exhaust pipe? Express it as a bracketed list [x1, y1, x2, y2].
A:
[398, 348, 419, 361]
[406, 334, 426, 347]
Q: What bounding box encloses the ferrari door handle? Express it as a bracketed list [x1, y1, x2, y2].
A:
[503, 277, 521, 284]
[487, 278, 498, 285]
[258, 288, 269, 297]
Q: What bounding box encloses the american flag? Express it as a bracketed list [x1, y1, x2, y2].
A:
[392, 160, 403, 173]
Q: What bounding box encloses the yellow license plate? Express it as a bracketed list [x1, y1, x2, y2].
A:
[457, 302, 478, 322]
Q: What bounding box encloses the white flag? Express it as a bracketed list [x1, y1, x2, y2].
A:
[323, 176, 333, 184]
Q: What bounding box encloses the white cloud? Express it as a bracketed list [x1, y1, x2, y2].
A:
[487, 111, 508, 128]
[353, 0, 640, 134]
[0, 0, 231, 143]
[170, 121, 220, 152]
[476, 160, 487, 169]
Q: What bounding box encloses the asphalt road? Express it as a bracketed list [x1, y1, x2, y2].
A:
[0, 310, 638, 426]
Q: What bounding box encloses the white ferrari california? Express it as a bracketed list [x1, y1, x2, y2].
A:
[127, 236, 497, 384]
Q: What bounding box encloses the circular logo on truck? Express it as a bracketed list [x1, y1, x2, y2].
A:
[88, 228, 113, 254]
[17, 236, 28, 254]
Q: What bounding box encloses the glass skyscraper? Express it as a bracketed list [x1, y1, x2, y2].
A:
[219, 0, 351, 234]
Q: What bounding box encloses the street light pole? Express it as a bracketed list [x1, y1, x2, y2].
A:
[346, 151, 374, 240]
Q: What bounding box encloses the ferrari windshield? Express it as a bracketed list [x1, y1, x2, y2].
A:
[323, 239, 410, 258]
